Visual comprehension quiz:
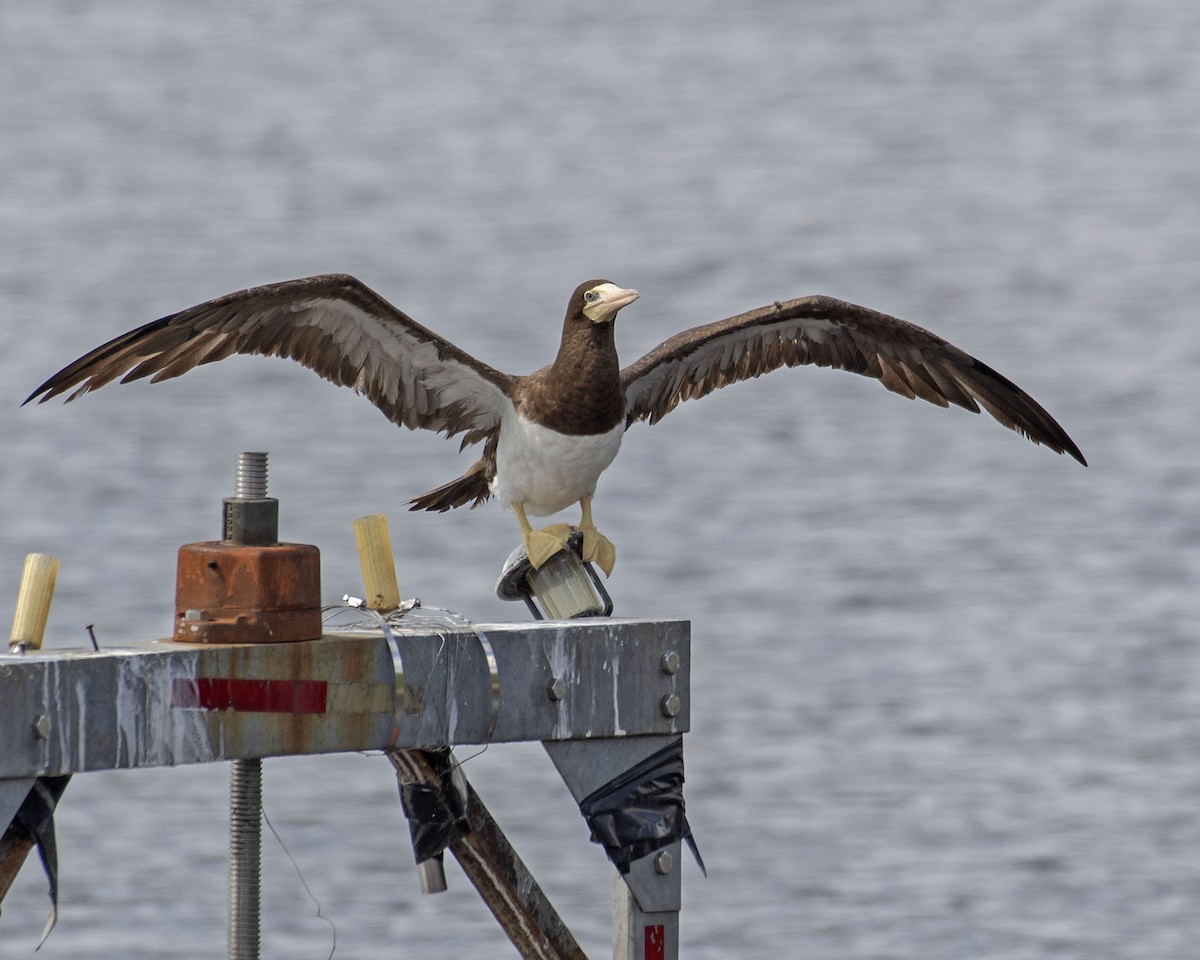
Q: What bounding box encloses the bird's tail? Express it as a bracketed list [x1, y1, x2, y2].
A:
[408, 460, 492, 513]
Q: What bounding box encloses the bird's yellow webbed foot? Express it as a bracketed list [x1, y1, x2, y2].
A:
[538, 522, 573, 543]
[578, 496, 616, 576]
[514, 504, 570, 570]
[524, 529, 571, 570]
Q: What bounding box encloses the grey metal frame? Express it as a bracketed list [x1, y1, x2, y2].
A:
[1, 617, 691, 959]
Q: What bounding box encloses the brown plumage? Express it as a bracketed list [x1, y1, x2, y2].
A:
[25, 274, 1086, 534]
[621, 295, 1086, 468]
[409, 435, 495, 511]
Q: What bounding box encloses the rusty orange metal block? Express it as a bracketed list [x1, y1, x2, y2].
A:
[173, 540, 321, 644]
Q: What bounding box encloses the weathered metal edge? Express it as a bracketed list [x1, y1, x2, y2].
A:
[0, 619, 690, 777]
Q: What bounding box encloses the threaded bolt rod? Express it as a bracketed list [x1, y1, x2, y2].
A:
[234, 452, 268, 500]
[228, 758, 262, 960]
[229, 453, 267, 960]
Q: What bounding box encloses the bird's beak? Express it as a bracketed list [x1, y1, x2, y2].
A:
[587, 285, 640, 323]
[606, 287, 640, 313]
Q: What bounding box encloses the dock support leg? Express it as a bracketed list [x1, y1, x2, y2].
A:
[543, 737, 687, 960]
[612, 843, 681, 960]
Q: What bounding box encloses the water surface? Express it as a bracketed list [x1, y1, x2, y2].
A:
[2, 3, 1198, 957]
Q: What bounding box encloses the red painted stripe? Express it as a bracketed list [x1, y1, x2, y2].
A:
[173, 678, 328, 713]
[645, 924, 665, 960]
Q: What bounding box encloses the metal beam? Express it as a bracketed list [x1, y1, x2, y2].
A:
[0, 619, 689, 779]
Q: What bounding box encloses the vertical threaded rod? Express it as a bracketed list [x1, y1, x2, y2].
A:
[234, 451, 268, 500]
[229, 452, 266, 960]
[228, 758, 262, 960]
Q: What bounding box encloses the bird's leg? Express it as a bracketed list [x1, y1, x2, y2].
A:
[578, 495, 616, 576]
[514, 503, 570, 570]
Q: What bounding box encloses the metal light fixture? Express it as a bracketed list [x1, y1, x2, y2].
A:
[496, 531, 613, 620]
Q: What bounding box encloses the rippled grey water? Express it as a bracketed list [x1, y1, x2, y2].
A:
[2, 2, 1198, 958]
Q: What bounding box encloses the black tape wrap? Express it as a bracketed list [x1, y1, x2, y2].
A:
[4, 774, 71, 943]
[577, 740, 704, 876]
[397, 752, 470, 865]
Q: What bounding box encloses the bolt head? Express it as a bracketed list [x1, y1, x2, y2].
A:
[660, 694, 681, 718]
[660, 651, 681, 675]
[653, 850, 674, 875]
[33, 715, 51, 739]
[547, 677, 567, 701]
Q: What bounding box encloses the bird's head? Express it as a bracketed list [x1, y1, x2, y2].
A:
[573, 280, 640, 324]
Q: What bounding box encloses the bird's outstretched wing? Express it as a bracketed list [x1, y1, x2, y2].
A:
[620, 295, 1086, 465]
[25, 274, 516, 445]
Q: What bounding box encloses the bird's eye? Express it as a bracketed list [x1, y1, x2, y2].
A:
[584, 291, 600, 303]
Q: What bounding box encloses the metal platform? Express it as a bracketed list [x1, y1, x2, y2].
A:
[1, 616, 692, 960]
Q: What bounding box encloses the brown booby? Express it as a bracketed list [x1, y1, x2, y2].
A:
[25, 275, 1086, 574]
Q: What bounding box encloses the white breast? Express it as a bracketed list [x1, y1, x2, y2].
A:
[491, 410, 625, 517]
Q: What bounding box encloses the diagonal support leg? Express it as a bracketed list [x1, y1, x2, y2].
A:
[390, 749, 588, 960]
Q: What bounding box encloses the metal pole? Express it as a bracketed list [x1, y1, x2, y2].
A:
[228, 452, 269, 960]
[228, 758, 262, 960]
[612, 847, 681, 960]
